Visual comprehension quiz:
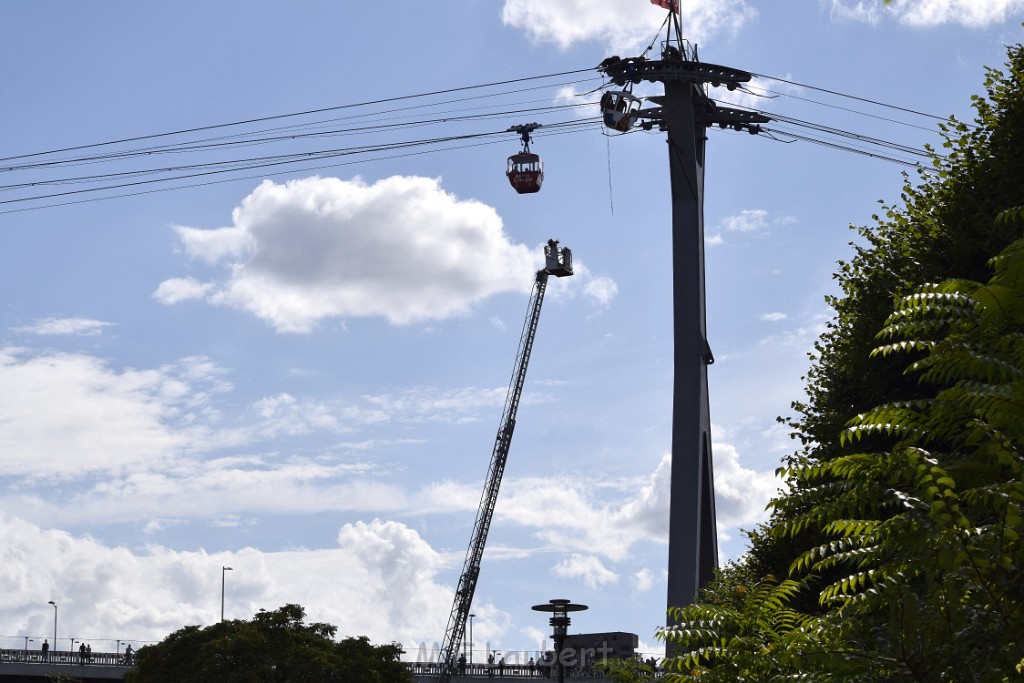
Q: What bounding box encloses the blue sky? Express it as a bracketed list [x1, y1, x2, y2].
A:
[1, 0, 1022, 662]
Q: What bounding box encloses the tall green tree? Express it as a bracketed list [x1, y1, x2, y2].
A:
[775, 228, 1024, 681]
[124, 604, 411, 683]
[785, 42, 1024, 467]
[756, 38, 1024, 596]
[719, 41, 1024, 622]
[662, 38, 1024, 683]
[664, 220, 1024, 682]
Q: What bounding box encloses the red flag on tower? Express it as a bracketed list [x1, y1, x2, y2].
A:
[650, 0, 679, 12]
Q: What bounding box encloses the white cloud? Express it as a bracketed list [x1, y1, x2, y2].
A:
[829, 0, 884, 22]
[714, 210, 797, 243]
[760, 312, 788, 322]
[0, 338, 777, 644]
[0, 348, 225, 480]
[172, 220, 254, 264]
[829, 0, 1024, 26]
[159, 176, 537, 333]
[0, 347, 531, 528]
[758, 314, 830, 349]
[0, 513, 451, 648]
[721, 209, 768, 234]
[539, 257, 619, 311]
[710, 208, 779, 244]
[496, 445, 774, 563]
[895, 0, 1024, 25]
[12, 317, 113, 336]
[583, 276, 619, 306]
[633, 568, 655, 593]
[0, 344, 778, 651]
[0, 339, 776, 552]
[12, 459, 408, 529]
[552, 553, 619, 589]
[554, 85, 602, 118]
[496, 469, 663, 562]
[364, 386, 506, 425]
[502, 0, 757, 52]
[152, 276, 214, 304]
[710, 442, 778, 533]
[330, 519, 451, 641]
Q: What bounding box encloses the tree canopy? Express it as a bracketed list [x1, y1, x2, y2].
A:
[123, 604, 411, 683]
[661, 39, 1024, 683]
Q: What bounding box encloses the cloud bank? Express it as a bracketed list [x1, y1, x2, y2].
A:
[158, 176, 613, 333]
[829, 0, 1024, 26]
[158, 176, 537, 333]
[501, 0, 756, 52]
[0, 514, 451, 648]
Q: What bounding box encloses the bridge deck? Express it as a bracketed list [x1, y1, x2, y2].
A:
[0, 648, 126, 681]
[0, 649, 621, 682]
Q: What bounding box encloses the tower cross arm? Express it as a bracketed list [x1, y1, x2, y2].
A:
[634, 99, 769, 133]
[698, 105, 770, 127]
[600, 57, 754, 89]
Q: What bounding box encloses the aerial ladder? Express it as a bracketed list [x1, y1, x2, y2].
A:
[436, 239, 574, 682]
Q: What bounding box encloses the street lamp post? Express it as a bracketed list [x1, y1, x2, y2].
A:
[221, 566, 233, 622]
[468, 614, 476, 667]
[47, 601, 57, 656]
[532, 599, 588, 683]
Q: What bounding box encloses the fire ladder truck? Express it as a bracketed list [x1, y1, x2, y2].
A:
[436, 239, 574, 682]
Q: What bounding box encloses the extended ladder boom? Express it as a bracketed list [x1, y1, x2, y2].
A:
[437, 240, 573, 681]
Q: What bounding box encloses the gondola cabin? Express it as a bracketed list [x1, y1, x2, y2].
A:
[507, 152, 544, 194]
[506, 123, 544, 194]
[600, 90, 641, 133]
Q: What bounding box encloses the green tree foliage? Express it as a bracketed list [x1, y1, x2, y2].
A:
[664, 221, 1024, 682]
[775, 230, 1024, 681]
[123, 604, 411, 683]
[662, 39, 1024, 682]
[785, 42, 1024, 467]
[736, 41, 1024, 615]
[660, 575, 815, 681]
[594, 656, 658, 683]
[756, 36, 1024, 601]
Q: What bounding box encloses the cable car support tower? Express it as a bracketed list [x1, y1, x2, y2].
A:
[436, 240, 574, 682]
[598, 7, 769, 618]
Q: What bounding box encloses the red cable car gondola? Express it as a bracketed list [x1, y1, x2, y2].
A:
[506, 123, 543, 194]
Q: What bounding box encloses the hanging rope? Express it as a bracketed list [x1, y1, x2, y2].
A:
[606, 133, 615, 215]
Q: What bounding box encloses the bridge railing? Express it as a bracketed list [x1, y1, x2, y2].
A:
[401, 662, 663, 679]
[0, 648, 133, 667]
[405, 662, 547, 677]
[3, 649, 662, 678]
